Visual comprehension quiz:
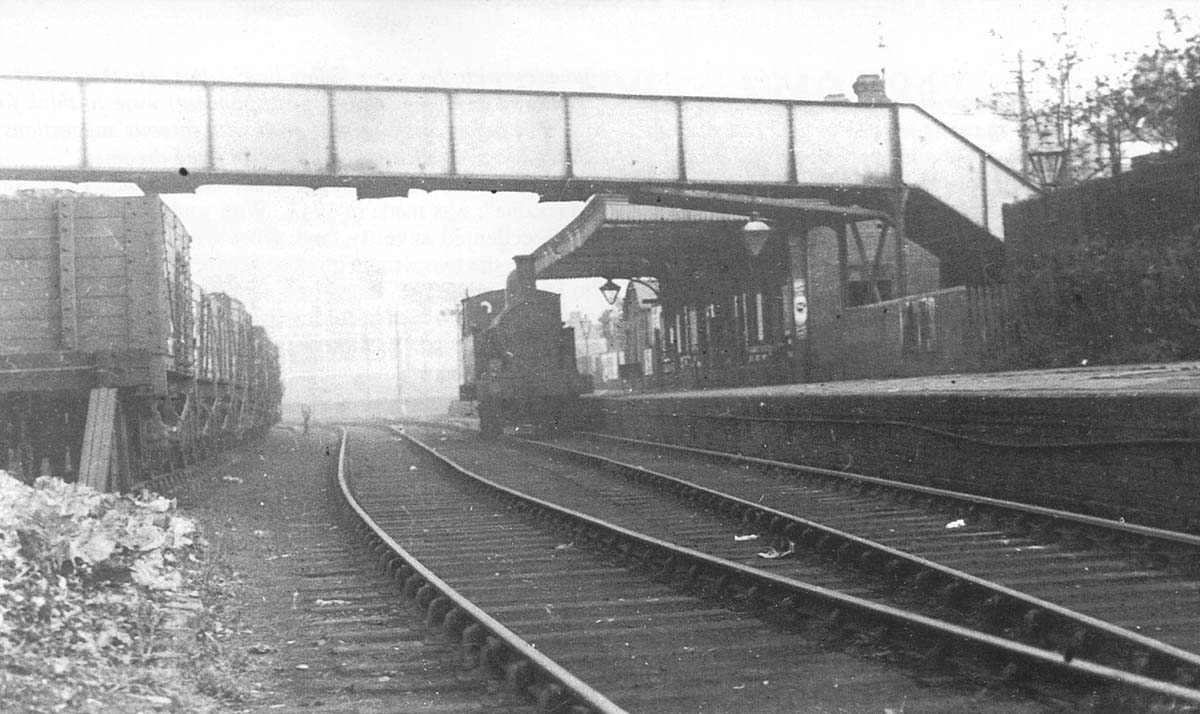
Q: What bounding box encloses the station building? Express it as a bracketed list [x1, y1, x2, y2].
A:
[524, 77, 1028, 389]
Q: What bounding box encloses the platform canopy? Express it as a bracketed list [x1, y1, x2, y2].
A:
[532, 192, 891, 281]
[0, 75, 1036, 245]
[532, 195, 745, 281]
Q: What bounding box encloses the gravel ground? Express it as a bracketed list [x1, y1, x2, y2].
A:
[0, 424, 539, 714]
[170, 424, 532, 713]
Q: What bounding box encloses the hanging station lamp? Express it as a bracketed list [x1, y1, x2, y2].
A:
[741, 212, 772, 256]
[599, 278, 622, 305]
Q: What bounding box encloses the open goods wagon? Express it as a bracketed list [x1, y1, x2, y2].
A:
[0, 192, 281, 491]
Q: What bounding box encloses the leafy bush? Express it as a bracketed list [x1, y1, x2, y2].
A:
[0, 471, 199, 664]
[1002, 222, 1200, 367]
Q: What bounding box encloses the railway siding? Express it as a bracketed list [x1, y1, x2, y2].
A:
[359, 423, 1200, 711]
[523, 432, 1200, 684]
[343, 425, 1067, 712]
[587, 370, 1200, 533]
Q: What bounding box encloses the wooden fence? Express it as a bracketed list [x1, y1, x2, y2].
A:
[964, 284, 1018, 359]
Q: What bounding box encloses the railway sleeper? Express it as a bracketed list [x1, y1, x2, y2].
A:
[405, 428, 1200, 711]
[534, 441, 1200, 689]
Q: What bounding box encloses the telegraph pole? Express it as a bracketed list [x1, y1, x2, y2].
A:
[1017, 49, 1032, 178]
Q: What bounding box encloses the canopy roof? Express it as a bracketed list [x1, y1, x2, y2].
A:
[531, 191, 892, 280]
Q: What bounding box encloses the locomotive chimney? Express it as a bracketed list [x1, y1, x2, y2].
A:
[852, 74, 890, 104]
[506, 254, 537, 303]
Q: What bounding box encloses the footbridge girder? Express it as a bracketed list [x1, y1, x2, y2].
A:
[0, 74, 1035, 245]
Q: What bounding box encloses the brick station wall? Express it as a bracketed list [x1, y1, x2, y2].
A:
[584, 392, 1200, 533]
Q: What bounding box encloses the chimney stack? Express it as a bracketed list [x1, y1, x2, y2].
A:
[852, 74, 890, 104]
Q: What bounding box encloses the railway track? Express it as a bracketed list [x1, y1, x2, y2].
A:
[334, 423, 1200, 712]
[517, 432, 1200, 681]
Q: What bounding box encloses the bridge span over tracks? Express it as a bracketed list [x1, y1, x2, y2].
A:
[0, 74, 1036, 278]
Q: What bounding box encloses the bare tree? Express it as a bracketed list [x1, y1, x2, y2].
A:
[981, 8, 1199, 184]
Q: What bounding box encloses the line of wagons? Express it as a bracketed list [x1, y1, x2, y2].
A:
[0, 191, 281, 491]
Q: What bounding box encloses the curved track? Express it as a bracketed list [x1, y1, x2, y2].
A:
[334, 423, 1200, 712]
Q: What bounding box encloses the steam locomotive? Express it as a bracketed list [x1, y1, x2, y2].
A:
[459, 255, 590, 436]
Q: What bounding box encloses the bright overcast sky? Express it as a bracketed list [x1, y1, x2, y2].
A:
[0, 0, 1185, 320]
[1, 1, 1178, 111]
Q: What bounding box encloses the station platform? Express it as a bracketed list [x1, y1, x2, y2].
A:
[633, 361, 1200, 398]
[584, 362, 1200, 533]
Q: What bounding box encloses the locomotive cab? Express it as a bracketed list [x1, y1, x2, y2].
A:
[460, 256, 590, 436]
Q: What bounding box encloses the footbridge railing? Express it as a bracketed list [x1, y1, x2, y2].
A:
[0, 75, 1036, 239]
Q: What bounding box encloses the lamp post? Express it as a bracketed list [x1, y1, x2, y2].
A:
[1028, 146, 1068, 190]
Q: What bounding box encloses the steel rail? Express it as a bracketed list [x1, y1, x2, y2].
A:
[522, 435, 1200, 689]
[580, 431, 1200, 548]
[596, 406, 1200, 449]
[395, 427, 1200, 708]
[333, 427, 629, 714]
